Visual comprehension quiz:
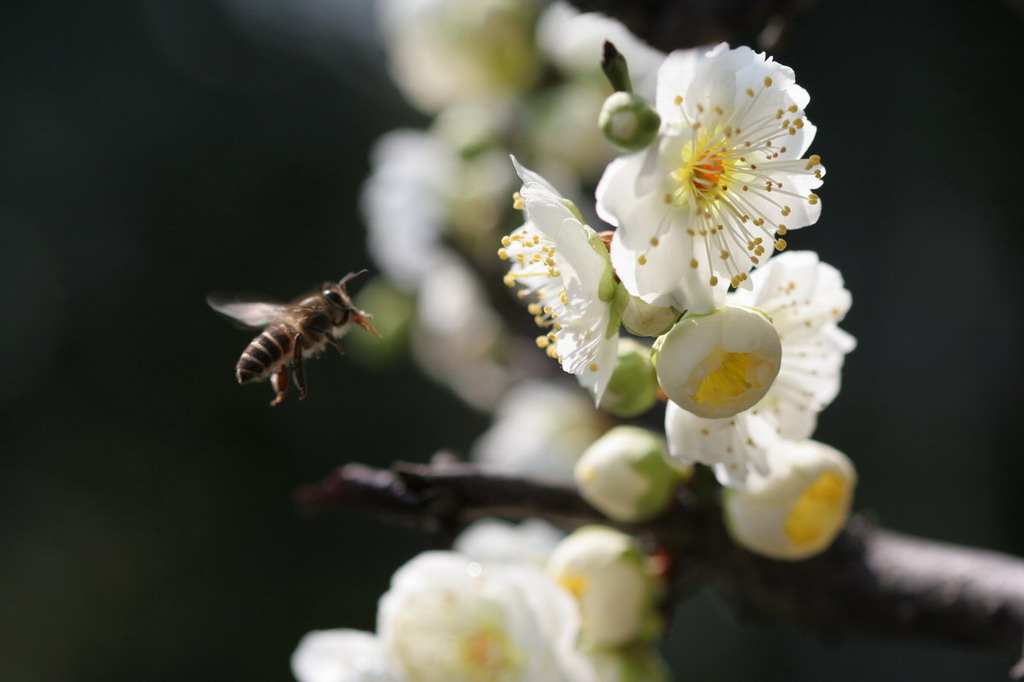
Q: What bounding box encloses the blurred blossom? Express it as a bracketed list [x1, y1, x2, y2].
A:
[411, 258, 511, 410]
[471, 380, 607, 480]
[527, 80, 618, 183]
[291, 629, 403, 682]
[453, 518, 565, 568]
[665, 251, 854, 486]
[377, 0, 542, 115]
[362, 128, 515, 291]
[546, 527, 661, 648]
[575, 425, 682, 523]
[723, 439, 857, 560]
[362, 129, 456, 290]
[536, 2, 664, 99]
[378, 551, 597, 682]
[597, 43, 825, 312]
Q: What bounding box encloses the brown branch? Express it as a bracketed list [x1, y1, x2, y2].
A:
[296, 461, 1024, 676]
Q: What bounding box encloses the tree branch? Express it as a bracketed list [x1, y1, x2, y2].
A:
[296, 461, 1024, 675]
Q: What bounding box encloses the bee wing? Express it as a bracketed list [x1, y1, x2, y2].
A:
[207, 294, 290, 329]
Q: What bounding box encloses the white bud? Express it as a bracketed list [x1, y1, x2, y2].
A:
[546, 527, 659, 647]
[723, 440, 857, 560]
[575, 426, 684, 522]
[655, 305, 781, 419]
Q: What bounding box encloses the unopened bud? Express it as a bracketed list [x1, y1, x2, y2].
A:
[599, 339, 659, 418]
[655, 305, 781, 419]
[575, 425, 685, 522]
[546, 526, 661, 647]
[723, 439, 856, 561]
[599, 91, 661, 151]
[615, 287, 680, 337]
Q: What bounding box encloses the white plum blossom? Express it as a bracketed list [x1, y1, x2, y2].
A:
[412, 258, 512, 411]
[665, 251, 855, 485]
[723, 439, 857, 560]
[291, 629, 403, 682]
[377, 0, 541, 115]
[362, 130, 456, 290]
[454, 518, 565, 569]
[362, 129, 514, 292]
[500, 159, 621, 404]
[597, 43, 825, 312]
[470, 380, 607, 481]
[378, 551, 596, 682]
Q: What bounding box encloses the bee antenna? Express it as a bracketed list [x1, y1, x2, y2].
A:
[338, 269, 368, 287]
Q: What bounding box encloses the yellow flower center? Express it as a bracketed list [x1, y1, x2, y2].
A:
[457, 621, 520, 682]
[557, 572, 589, 600]
[783, 471, 851, 548]
[687, 348, 771, 408]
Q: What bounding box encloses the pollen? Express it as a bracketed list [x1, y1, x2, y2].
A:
[688, 351, 754, 407]
[512, 192, 525, 210]
[783, 471, 851, 547]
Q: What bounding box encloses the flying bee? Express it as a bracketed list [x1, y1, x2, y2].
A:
[207, 271, 379, 405]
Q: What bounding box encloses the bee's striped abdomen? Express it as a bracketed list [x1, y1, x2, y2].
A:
[236, 324, 294, 383]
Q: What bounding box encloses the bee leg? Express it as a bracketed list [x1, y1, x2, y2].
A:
[324, 334, 346, 356]
[270, 368, 289, 406]
[291, 333, 308, 400]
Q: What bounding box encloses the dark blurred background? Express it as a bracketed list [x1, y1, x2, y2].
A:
[1, 1, 1021, 680]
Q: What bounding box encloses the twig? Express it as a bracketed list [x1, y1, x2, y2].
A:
[296, 460, 1024, 674]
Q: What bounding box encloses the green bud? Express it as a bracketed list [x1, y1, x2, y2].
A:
[614, 285, 680, 337]
[599, 91, 661, 152]
[585, 646, 671, 682]
[601, 41, 633, 93]
[599, 339, 658, 418]
[575, 425, 687, 522]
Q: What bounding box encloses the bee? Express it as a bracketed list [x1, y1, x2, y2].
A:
[207, 271, 379, 405]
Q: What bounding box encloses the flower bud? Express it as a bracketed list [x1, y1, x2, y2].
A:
[546, 526, 660, 647]
[598, 339, 658, 418]
[586, 646, 670, 682]
[575, 425, 684, 522]
[615, 286, 680, 337]
[723, 440, 857, 561]
[655, 305, 781, 419]
[599, 91, 661, 151]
